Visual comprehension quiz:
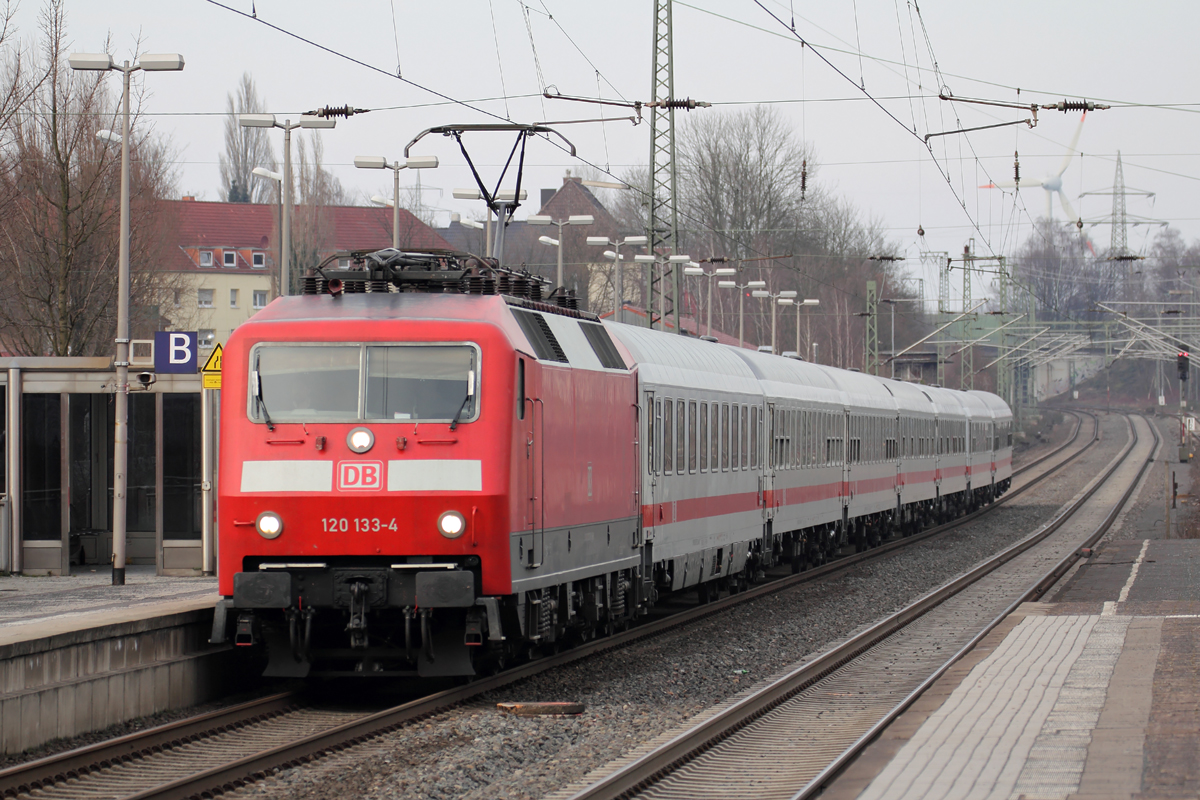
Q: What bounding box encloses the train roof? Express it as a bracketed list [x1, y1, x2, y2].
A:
[237, 294, 635, 374]
[871, 376, 938, 416]
[605, 322, 761, 394]
[918, 385, 968, 419]
[969, 390, 1014, 421]
[953, 390, 994, 422]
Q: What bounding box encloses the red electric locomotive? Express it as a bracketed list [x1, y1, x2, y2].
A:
[212, 250, 643, 677]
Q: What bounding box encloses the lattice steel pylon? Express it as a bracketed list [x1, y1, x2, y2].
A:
[646, 0, 679, 332]
[922, 251, 951, 386]
[995, 257, 1012, 407]
[865, 280, 878, 374]
[961, 243, 974, 391]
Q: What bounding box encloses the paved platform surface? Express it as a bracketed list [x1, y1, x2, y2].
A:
[826, 424, 1200, 800]
[0, 566, 217, 646]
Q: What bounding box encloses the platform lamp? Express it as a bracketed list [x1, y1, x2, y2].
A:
[453, 189, 527, 261]
[354, 155, 438, 249]
[529, 215, 593, 290]
[750, 289, 797, 354]
[684, 264, 737, 337]
[635, 254, 692, 331]
[252, 167, 283, 290]
[776, 297, 821, 361]
[70, 50, 184, 585]
[239, 112, 337, 297]
[587, 235, 648, 320]
[718, 278, 767, 348]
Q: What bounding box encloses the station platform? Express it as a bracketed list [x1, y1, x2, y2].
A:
[0, 566, 217, 645]
[0, 567, 229, 755]
[827, 537, 1200, 800]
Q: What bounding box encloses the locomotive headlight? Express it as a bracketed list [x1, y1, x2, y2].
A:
[437, 510, 466, 539]
[256, 511, 284, 539]
[347, 427, 375, 453]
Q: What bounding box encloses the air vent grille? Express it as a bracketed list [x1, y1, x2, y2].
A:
[513, 309, 569, 363]
[579, 322, 627, 369]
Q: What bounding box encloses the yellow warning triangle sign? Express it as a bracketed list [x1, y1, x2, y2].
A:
[201, 343, 223, 374]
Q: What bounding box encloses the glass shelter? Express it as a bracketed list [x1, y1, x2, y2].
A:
[0, 358, 211, 576]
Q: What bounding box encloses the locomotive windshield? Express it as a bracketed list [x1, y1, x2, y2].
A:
[251, 343, 477, 424]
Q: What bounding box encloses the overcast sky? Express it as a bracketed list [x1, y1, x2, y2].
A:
[38, 0, 1200, 294]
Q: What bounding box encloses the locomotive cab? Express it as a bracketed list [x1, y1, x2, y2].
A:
[213, 292, 524, 678]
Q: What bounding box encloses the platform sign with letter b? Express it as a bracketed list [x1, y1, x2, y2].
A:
[154, 331, 198, 374]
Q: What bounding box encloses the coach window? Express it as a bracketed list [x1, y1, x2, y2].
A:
[688, 401, 698, 473]
[676, 400, 686, 475]
[721, 404, 730, 471]
[730, 405, 739, 471]
[699, 402, 709, 472]
[709, 403, 718, 471]
[663, 400, 674, 473]
[742, 405, 750, 469]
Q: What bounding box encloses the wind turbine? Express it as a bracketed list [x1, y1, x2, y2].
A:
[982, 113, 1086, 228]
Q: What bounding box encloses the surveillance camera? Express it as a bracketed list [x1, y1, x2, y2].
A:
[136, 372, 156, 388]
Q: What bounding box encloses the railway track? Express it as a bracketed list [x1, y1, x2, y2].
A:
[558, 412, 1155, 800]
[0, 411, 1100, 800]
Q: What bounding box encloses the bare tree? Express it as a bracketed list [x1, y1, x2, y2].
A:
[286, 132, 345, 288]
[218, 72, 275, 203]
[0, 0, 180, 356]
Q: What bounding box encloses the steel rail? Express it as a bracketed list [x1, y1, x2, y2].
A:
[0, 694, 302, 796]
[561, 412, 1145, 800]
[0, 412, 1095, 800]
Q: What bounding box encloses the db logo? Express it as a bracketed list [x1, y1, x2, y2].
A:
[337, 461, 383, 491]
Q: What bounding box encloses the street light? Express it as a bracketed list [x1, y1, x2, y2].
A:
[239, 112, 337, 297]
[528, 214, 593, 289]
[777, 297, 820, 362]
[453, 189, 527, 260]
[354, 155, 438, 249]
[880, 297, 925, 378]
[749, 289, 798, 354]
[587, 235, 648, 319]
[70, 50, 183, 585]
[252, 167, 283, 287]
[684, 264, 737, 337]
[636, 254, 691, 331]
[718, 278, 767, 348]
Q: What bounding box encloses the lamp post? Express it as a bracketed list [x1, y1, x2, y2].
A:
[587, 235, 648, 320]
[749, 289, 798, 354]
[70, 51, 184, 586]
[252, 167, 282, 288]
[718, 278, 767, 348]
[776, 297, 820, 360]
[354, 155, 438, 249]
[636, 254, 692, 331]
[453, 189, 527, 262]
[528, 214, 593, 290]
[239, 113, 337, 296]
[880, 297, 925, 378]
[683, 264, 737, 337]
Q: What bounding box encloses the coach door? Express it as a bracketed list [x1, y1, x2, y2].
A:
[763, 402, 776, 522]
[643, 391, 657, 541]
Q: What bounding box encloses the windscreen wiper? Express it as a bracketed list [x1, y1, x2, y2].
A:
[253, 358, 275, 432]
[449, 368, 476, 432]
[449, 394, 471, 431]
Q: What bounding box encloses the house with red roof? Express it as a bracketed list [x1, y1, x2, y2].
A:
[162, 198, 450, 348]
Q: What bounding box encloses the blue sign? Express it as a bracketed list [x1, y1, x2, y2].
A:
[154, 331, 198, 373]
